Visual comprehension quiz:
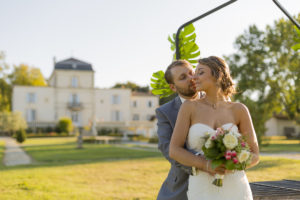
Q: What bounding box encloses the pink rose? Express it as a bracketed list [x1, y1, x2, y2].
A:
[211, 136, 216, 140]
[233, 157, 238, 164]
[225, 155, 231, 160]
[231, 151, 237, 157]
[226, 150, 232, 156]
[216, 128, 224, 136]
[241, 142, 246, 147]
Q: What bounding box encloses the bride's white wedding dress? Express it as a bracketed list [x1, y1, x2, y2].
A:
[186, 123, 253, 200]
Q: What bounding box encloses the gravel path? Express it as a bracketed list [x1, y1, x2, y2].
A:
[0, 136, 32, 166]
[260, 152, 300, 160]
[121, 141, 300, 160]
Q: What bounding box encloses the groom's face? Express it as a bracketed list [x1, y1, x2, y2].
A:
[169, 65, 196, 97]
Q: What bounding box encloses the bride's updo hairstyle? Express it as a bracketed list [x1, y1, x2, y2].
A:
[198, 56, 236, 98]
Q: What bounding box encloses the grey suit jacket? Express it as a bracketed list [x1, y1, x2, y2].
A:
[156, 96, 193, 200]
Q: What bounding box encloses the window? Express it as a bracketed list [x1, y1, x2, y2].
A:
[71, 111, 79, 122]
[132, 101, 137, 107]
[112, 110, 121, 121]
[27, 93, 36, 103]
[148, 100, 153, 108]
[111, 95, 120, 104]
[26, 109, 36, 122]
[132, 114, 139, 121]
[70, 94, 79, 104]
[71, 76, 78, 87]
[283, 127, 296, 138]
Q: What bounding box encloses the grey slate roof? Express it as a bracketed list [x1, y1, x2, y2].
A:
[55, 57, 93, 71]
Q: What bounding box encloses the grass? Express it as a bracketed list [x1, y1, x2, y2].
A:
[0, 140, 5, 167]
[0, 137, 299, 199]
[260, 136, 300, 152]
[20, 138, 161, 165]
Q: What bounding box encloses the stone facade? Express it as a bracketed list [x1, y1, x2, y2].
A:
[12, 58, 159, 137]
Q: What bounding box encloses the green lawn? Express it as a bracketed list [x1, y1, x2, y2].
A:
[0, 140, 5, 167]
[260, 136, 300, 152]
[0, 137, 299, 199]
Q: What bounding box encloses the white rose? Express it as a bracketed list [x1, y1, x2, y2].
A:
[223, 133, 238, 150]
[237, 150, 250, 163]
[205, 138, 213, 148]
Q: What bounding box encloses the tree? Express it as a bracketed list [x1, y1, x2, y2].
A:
[0, 52, 12, 111]
[9, 64, 47, 86]
[225, 14, 300, 143]
[0, 111, 27, 136]
[0, 55, 47, 111]
[292, 26, 300, 51]
[112, 81, 149, 93]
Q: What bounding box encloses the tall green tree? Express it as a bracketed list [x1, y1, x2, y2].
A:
[112, 81, 149, 93]
[0, 52, 12, 111]
[292, 26, 300, 51]
[0, 111, 27, 135]
[225, 14, 300, 143]
[9, 64, 47, 86]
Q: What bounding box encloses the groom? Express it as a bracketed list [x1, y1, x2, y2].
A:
[156, 60, 199, 200]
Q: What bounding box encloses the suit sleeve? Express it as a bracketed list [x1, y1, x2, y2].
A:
[156, 108, 193, 175]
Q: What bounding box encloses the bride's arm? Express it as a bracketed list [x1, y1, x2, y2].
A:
[235, 103, 260, 169]
[169, 101, 208, 171]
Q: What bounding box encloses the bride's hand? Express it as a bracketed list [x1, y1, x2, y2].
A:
[225, 169, 234, 174]
[206, 161, 226, 176]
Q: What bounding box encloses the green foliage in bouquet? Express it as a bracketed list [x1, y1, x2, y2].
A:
[150, 24, 200, 98]
[202, 128, 253, 187]
[202, 129, 252, 171]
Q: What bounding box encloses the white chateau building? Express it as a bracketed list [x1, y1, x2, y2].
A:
[12, 58, 159, 137]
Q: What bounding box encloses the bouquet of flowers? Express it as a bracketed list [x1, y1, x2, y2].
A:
[202, 126, 252, 187]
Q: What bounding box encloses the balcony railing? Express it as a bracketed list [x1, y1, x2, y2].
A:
[67, 102, 83, 111]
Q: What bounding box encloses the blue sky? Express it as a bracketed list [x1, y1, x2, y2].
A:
[1, 0, 299, 88]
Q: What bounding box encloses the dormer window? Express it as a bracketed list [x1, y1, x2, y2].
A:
[71, 76, 78, 87]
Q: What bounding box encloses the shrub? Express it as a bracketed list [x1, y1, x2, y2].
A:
[55, 126, 61, 134]
[149, 137, 159, 144]
[98, 127, 113, 135]
[16, 129, 27, 143]
[45, 126, 53, 133]
[114, 128, 119, 134]
[58, 117, 73, 135]
[26, 127, 33, 134]
[130, 134, 148, 142]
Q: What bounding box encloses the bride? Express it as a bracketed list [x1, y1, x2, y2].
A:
[169, 56, 259, 200]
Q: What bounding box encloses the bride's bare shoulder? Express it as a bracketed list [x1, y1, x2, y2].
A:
[230, 102, 250, 115]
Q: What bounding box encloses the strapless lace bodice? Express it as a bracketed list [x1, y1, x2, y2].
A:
[186, 123, 253, 200]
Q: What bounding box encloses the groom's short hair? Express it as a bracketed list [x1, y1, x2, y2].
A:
[165, 60, 191, 84]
